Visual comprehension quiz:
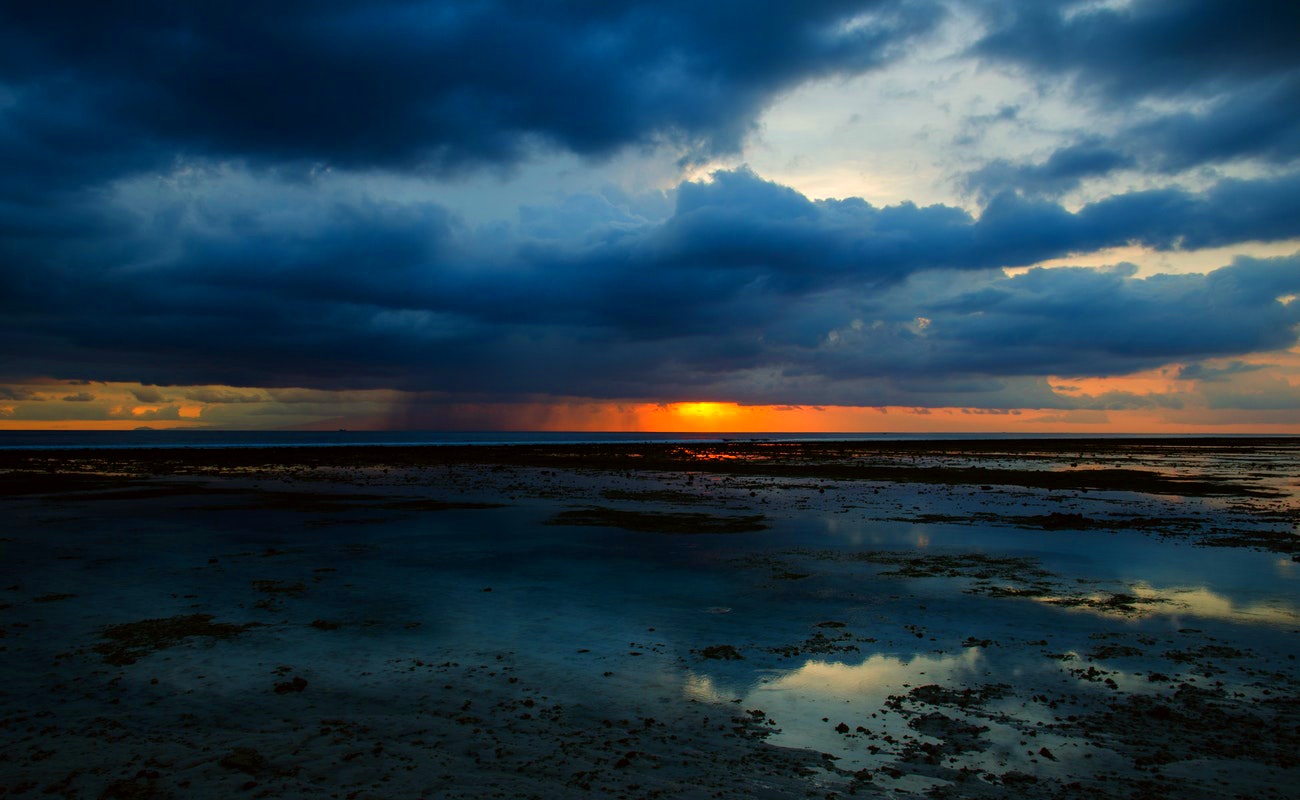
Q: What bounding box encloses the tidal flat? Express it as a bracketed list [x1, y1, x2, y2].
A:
[1, 439, 1297, 799]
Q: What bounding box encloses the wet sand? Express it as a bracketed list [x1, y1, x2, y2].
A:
[1, 439, 1297, 798]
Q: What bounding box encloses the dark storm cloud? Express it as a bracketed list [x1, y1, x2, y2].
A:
[1071, 173, 1300, 251]
[963, 140, 1134, 199]
[725, 254, 1300, 406]
[1123, 75, 1300, 172]
[566, 169, 1300, 320]
[973, 0, 1300, 101]
[0, 0, 941, 191]
[965, 1, 1300, 195]
[3, 168, 1299, 405]
[850, 257, 1300, 379]
[0, 0, 951, 365]
[964, 77, 1300, 197]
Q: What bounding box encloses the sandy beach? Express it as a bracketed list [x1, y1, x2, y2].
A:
[1, 439, 1297, 799]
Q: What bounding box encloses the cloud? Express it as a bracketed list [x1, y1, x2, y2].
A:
[1069, 173, 1300, 250]
[2, 165, 1298, 408]
[962, 2, 1300, 194]
[1122, 75, 1300, 172]
[963, 140, 1135, 198]
[0, 0, 943, 197]
[963, 77, 1300, 197]
[60, 392, 95, 402]
[114, 405, 183, 421]
[1176, 361, 1265, 382]
[184, 388, 267, 404]
[1184, 360, 1300, 410]
[129, 387, 167, 403]
[1202, 378, 1300, 411]
[0, 386, 39, 401]
[791, 256, 1300, 391]
[972, 1, 1300, 102]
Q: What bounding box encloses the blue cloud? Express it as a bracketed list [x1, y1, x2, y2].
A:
[3, 168, 1299, 407]
[965, 2, 1300, 194]
[964, 141, 1135, 199]
[973, 0, 1299, 102]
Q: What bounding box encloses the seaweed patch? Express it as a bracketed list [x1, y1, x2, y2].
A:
[94, 614, 260, 665]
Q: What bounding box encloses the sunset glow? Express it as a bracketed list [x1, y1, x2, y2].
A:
[2, 380, 1298, 434]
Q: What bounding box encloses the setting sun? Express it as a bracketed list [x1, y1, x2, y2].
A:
[673, 402, 733, 419]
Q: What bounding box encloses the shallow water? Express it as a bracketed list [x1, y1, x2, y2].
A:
[2, 447, 1298, 798]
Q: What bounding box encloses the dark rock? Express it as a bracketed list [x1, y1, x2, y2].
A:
[219, 747, 267, 776]
[273, 676, 308, 694]
[699, 645, 743, 660]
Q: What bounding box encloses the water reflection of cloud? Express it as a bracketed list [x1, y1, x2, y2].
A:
[1041, 582, 1298, 625]
[758, 649, 982, 701]
[684, 649, 987, 771]
[1131, 583, 1299, 625]
[682, 672, 732, 704]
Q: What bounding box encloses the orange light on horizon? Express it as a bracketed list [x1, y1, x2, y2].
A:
[0, 419, 204, 431]
[665, 402, 744, 428]
[674, 401, 731, 418]
[1048, 367, 1191, 398]
[2, 378, 1299, 434]
[636, 401, 797, 432]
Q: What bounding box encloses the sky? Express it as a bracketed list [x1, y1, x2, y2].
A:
[1, 0, 1299, 432]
